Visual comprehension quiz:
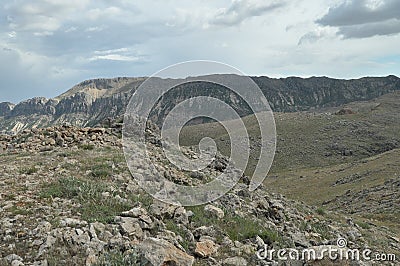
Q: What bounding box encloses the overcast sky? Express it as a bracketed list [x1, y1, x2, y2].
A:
[1, 0, 399, 103]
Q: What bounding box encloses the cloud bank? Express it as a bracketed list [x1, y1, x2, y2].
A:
[317, 0, 400, 38]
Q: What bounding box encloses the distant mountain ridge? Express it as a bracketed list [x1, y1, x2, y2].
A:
[1, 75, 399, 133]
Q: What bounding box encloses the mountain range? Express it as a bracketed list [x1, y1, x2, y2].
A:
[1, 75, 399, 133]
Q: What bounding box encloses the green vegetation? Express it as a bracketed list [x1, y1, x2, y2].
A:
[300, 221, 332, 240]
[90, 163, 113, 179]
[19, 166, 38, 175]
[316, 207, 326, 216]
[165, 219, 191, 251]
[9, 205, 34, 216]
[356, 221, 371, 230]
[225, 215, 283, 244]
[78, 144, 95, 150]
[40, 177, 131, 223]
[95, 250, 140, 266]
[39, 177, 95, 199]
[187, 206, 284, 244]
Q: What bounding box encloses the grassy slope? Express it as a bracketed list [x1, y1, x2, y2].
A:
[179, 91, 400, 233]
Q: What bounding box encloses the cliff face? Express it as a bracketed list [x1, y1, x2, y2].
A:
[254, 75, 400, 111]
[1, 75, 399, 133]
[0, 102, 15, 117]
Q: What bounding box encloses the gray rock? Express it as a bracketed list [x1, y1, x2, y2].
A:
[117, 217, 143, 239]
[32, 260, 48, 266]
[174, 206, 189, 225]
[5, 254, 23, 263]
[34, 221, 52, 235]
[121, 207, 147, 218]
[11, 260, 25, 266]
[223, 257, 247, 266]
[204, 205, 224, 219]
[61, 218, 87, 227]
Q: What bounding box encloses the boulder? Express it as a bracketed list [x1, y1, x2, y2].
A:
[137, 237, 194, 266]
[194, 239, 218, 258]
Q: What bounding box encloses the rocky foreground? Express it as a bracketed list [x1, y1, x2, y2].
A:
[0, 126, 399, 265]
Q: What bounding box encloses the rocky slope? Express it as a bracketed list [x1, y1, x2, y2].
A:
[1, 126, 398, 265]
[1, 75, 399, 134]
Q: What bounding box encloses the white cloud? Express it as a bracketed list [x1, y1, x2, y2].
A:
[85, 26, 104, 32]
[7, 31, 16, 38]
[89, 54, 140, 62]
[94, 48, 130, 55]
[86, 6, 123, 21]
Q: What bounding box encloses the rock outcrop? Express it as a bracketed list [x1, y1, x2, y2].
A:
[0, 102, 15, 117]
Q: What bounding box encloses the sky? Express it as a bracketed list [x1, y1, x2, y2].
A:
[1, 0, 399, 103]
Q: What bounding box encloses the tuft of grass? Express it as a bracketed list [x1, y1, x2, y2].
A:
[4, 194, 16, 201]
[165, 219, 191, 251]
[187, 206, 284, 244]
[300, 220, 332, 240]
[40, 177, 130, 223]
[19, 166, 38, 175]
[356, 221, 371, 230]
[224, 215, 283, 244]
[8, 205, 34, 216]
[131, 194, 153, 209]
[95, 250, 141, 266]
[78, 144, 95, 150]
[81, 199, 131, 224]
[316, 207, 326, 216]
[40, 177, 89, 199]
[88, 163, 114, 179]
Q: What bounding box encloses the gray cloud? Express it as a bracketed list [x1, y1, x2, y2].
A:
[338, 18, 400, 38]
[317, 0, 400, 38]
[212, 0, 285, 26]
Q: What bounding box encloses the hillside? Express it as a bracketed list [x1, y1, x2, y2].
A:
[1, 126, 399, 265]
[180, 91, 400, 238]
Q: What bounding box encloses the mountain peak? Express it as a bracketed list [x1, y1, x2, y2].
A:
[55, 77, 144, 101]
